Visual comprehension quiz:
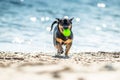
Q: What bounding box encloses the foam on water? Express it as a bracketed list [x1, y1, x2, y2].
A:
[0, 0, 120, 52]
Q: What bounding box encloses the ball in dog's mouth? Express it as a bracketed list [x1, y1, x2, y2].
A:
[62, 29, 71, 37]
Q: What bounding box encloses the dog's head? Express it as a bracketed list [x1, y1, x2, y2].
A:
[50, 18, 74, 32]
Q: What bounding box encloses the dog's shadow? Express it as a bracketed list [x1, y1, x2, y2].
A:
[52, 55, 70, 59]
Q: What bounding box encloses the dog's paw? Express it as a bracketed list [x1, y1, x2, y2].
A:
[55, 52, 61, 56]
[58, 50, 64, 54]
[60, 50, 64, 54]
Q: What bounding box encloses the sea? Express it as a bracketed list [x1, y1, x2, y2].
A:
[0, 0, 120, 53]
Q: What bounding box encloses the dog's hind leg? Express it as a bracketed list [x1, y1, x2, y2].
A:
[65, 43, 72, 58]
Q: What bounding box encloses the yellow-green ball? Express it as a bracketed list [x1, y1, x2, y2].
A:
[62, 29, 71, 37]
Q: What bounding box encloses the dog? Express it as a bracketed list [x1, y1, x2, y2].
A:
[50, 18, 74, 58]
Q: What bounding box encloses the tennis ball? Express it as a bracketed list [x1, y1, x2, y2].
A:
[62, 29, 71, 37]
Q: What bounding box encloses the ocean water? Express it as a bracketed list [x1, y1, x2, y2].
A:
[0, 0, 120, 52]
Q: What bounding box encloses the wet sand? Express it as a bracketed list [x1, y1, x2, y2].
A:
[0, 51, 120, 80]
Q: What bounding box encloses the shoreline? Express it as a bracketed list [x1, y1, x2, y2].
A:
[0, 51, 120, 80]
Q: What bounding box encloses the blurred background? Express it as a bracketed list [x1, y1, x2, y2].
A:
[0, 0, 120, 52]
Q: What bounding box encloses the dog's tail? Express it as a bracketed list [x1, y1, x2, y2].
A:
[50, 20, 58, 31]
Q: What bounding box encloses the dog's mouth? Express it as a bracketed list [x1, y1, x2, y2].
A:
[61, 26, 69, 32]
[62, 28, 69, 33]
[62, 28, 67, 31]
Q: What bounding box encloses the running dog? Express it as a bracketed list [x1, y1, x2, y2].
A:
[50, 18, 74, 58]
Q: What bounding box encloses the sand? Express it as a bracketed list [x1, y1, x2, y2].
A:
[0, 51, 120, 80]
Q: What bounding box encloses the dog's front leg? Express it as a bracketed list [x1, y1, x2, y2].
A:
[64, 39, 72, 57]
[56, 43, 63, 55]
[65, 42, 72, 58]
[55, 38, 64, 55]
[56, 38, 63, 44]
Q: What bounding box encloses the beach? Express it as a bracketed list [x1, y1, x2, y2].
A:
[0, 0, 120, 80]
[0, 51, 120, 80]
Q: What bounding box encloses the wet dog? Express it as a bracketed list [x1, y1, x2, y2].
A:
[50, 18, 74, 58]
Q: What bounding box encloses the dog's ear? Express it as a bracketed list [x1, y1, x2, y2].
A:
[70, 17, 74, 22]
